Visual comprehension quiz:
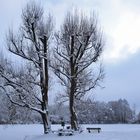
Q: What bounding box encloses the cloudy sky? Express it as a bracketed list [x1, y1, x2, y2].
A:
[0, 0, 140, 110]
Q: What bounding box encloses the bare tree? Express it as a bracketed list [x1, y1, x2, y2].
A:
[51, 10, 104, 130]
[0, 2, 53, 134]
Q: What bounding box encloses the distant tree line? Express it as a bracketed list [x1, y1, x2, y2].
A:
[0, 91, 140, 124]
[76, 99, 136, 124]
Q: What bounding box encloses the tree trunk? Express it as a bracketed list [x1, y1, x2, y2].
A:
[69, 98, 78, 130]
[69, 35, 78, 130]
[69, 78, 78, 130]
[41, 108, 51, 134]
[40, 36, 51, 134]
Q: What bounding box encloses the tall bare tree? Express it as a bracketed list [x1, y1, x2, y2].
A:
[52, 11, 104, 130]
[0, 2, 53, 133]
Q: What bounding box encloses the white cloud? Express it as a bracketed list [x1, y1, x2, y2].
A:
[104, 9, 140, 63]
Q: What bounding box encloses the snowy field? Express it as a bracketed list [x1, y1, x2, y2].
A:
[0, 124, 140, 140]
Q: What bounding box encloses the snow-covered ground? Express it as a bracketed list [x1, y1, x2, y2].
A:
[0, 124, 140, 140]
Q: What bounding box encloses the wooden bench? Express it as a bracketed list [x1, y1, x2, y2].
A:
[86, 127, 101, 133]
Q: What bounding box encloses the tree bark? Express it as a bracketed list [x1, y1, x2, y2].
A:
[70, 79, 78, 130]
[69, 35, 78, 130]
[40, 36, 51, 133]
[41, 103, 50, 134]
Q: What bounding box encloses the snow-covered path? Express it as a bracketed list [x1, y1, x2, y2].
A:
[0, 124, 140, 140]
